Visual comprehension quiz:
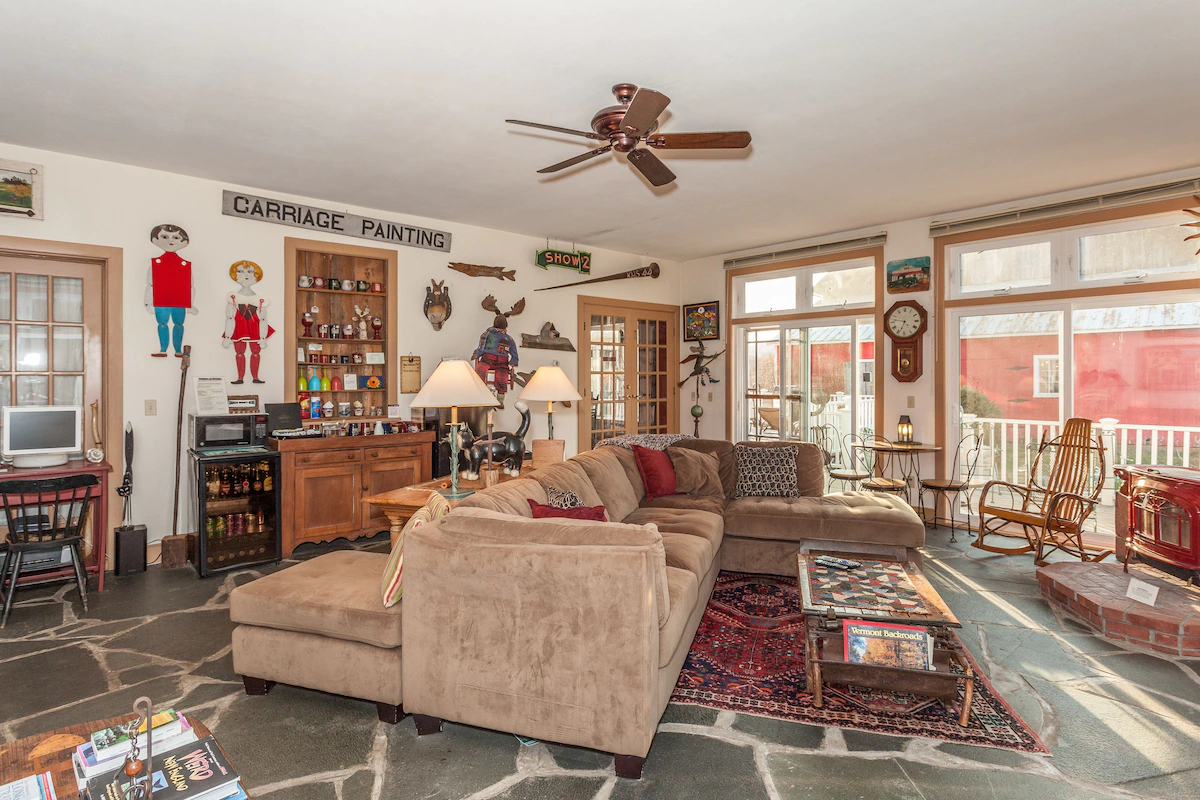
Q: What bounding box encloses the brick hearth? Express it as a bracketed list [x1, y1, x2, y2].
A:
[1037, 562, 1200, 657]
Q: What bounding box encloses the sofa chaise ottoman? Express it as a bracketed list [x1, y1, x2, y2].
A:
[229, 550, 405, 723]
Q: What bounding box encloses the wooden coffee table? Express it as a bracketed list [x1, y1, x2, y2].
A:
[0, 715, 243, 798]
[796, 553, 975, 726]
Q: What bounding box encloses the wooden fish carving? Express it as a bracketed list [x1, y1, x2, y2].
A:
[448, 262, 516, 281]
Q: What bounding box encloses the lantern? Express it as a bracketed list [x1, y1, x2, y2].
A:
[897, 415, 914, 444]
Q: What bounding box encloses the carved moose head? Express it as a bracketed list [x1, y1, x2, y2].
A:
[481, 294, 525, 330]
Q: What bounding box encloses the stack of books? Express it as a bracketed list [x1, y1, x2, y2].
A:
[72, 711, 245, 800]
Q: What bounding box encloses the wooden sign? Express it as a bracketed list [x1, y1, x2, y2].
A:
[535, 248, 591, 273]
[228, 395, 260, 413]
[222, 190, 452, 252]
[401, 356, 422, 393]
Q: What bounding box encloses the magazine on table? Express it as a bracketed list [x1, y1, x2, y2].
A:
[89, 708, 183, 763]
[74, 717, 197, 782]
[0, 773, 56, 800]
[83, 735, 239, 800]
[843, 620, 934, 670]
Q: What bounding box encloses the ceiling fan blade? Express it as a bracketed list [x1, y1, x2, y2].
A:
[507, 120, 605, 141]
[620, 88, 671, 136]
[627, 148, 677, 187]
[646, 131, 752, 149]
[536, 145, 613, 174]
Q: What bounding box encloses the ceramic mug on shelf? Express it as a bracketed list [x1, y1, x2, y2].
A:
[343, 282, 356, 293]
[317, 323, 329, 338]
[313, 277, 326, 289]
[371, 282, 383, 293]
[340, 355, 350, 364]
[328, 278, 341, 290]
[356, 280, 370, 292]
[343, 323, 355, 338]
[352, 353, 364, 365]
[298, 275, 313, 288]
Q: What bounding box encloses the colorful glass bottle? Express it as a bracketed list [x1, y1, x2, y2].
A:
[321, 369, 331, 391]
[331, 374, 343, 391]
[308, 367, 321, 392]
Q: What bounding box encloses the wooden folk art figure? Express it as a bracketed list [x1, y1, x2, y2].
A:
[678, 340, 724, 388]
[424, 279, 452, 330]
[520, 321, 576, 351]
[473, 294, 526, 408]
[144, 224, 198, 357]
[222, 260, 275, 384]
[1184, 195, 1200, 255]
[460, 400, 530, 479]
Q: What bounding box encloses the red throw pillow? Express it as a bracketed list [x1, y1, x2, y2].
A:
[630, 444, 678, 500]
[528, 499, 608, 522]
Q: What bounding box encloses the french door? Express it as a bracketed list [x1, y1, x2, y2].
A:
[947, 292, 1200, 536]
[579, 297, 679, 450]
[733, 316, 875, 453]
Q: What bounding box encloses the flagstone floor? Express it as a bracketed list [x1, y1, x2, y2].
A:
[3, 530, 1199, 800]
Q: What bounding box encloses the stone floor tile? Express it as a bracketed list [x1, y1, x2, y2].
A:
[0, 643, 107, 721]
[0, 639, 75, 661]
[339, 770, 377, 798]
[658, 703, 719, 726]
[178, 681, 244, 711]
[936, 742, 1038, 768]
[544, 742, 613, 771]
[974, 625, 1111, 683]
[731, 714, 825, 749]
[213, 686, 382, 788]
[116, 663, 180, 686]
[841, 729, 908, 752]
[78, 569, 226, 621]
[380, 719, 521, 800]
[1024, 676, 1200, 785]
[895, 759, 1103, 800]
[493, 777, 608, 799]
[767, 753, 918, 799]
[104, 608, 235, 664]
[0, 598, 66, 638]
[611, 733, 768, 800]
[191, 651, 237, 682]
[1054, 632, 1126, 655]
[1118, 766, 1200, 799]
[252, 781, 339, 800]
[1087, 652, 1200, 705]
[13, 676, 186, 738]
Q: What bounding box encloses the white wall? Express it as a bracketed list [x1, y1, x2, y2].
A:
[0, 144, 682, 548]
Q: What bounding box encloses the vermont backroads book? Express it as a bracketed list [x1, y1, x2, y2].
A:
[843, 620, 933, 670]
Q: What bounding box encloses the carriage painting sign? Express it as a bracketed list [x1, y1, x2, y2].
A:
[885, 256, 931, 294]
[535, 248, 591, 274]
[222, 191, 452, 252]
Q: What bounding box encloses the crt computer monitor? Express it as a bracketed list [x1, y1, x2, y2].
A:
[2, 405, 83, 468]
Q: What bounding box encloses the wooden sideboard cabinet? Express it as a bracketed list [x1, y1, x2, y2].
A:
[270, 431, 434, 555]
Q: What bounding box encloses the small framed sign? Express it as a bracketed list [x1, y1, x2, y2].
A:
[1126, 577, 1160, 607]
[0, 158, 43, 220]
[886, 257, 931, 294]
[401, 356, 422, 393]
[228, 395, 260, 414]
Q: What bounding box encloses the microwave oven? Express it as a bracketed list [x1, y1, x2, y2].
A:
[189, 413, 270, 450]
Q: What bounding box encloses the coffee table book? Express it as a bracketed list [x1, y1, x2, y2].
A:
[0, 772, 55, 800]
[83, 736, 238, 800]
[843, 620, 934, 670]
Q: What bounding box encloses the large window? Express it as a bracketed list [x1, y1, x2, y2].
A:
[734, 257, 875, 318]
[947, 212, 1198, 299]
[0, 272, 87, 408]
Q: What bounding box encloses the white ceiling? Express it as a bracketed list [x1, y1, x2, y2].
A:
[4, 1, 1199, 260]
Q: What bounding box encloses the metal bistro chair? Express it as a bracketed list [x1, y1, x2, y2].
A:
[828, 432, 871, 491]
[859, 436, 908, 496]
[975, 418, 1109, 566]
[919, 433, 982, 542]
[0, 474, 99, 628]
[809, 423, 837, 469]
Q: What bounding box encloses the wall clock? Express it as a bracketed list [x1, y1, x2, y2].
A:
[884, 300, 928, 382]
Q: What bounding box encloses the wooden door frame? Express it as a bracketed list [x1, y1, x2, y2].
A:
[0, 234, 123, 568]
[576, 295, 680, 451]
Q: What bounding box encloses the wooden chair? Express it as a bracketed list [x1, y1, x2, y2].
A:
[0, 474, 98, 628]
[860, 436, 908, 496]
[828, 432, 871, 491]
[974, 418, 1110, 565]
[919, 433, 982, 542]
[756, 407, 781, 438]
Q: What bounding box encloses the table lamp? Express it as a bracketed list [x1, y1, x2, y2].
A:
[409, 358, 499, 499]
[517, 363, 582, 469]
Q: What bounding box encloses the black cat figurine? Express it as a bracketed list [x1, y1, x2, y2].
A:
[460, 400, 530, 479]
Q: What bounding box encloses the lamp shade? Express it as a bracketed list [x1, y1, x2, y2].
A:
[517, 365, 582, 403]
[409, 359, 500, 409]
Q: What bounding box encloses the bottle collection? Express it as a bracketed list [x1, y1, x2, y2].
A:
[205, 461, 273, 499]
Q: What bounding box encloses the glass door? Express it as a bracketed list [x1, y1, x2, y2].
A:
[582, 301, 678, 449]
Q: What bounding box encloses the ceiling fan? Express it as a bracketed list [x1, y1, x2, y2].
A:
[507, 83, 751, 187]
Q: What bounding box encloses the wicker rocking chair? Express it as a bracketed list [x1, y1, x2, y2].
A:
[974, 418, 1110, 566]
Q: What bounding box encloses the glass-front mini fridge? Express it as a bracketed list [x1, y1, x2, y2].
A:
[189, 447, 282, 577]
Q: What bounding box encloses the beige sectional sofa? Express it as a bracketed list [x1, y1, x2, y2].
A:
[401, 438, 923, 778]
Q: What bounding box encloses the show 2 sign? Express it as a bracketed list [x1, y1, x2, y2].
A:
[222, 190, 452, 253]
[535, 248, 591, 274]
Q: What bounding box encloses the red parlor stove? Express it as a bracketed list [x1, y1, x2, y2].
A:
[1115, 466, 1200, 584]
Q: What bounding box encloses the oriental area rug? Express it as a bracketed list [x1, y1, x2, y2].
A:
[670, 571, 1048, 754]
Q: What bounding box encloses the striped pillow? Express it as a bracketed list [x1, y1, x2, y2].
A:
[380, 493, 451, 608]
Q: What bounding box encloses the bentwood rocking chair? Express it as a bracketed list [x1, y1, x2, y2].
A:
[974, 418, 1110, 566]
[0, 474, 98, 628]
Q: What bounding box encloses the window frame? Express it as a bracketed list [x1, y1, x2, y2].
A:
[1032, 354, 1061, 398]
[733, 256, 875, 319]
[946, 210, 1198, 301]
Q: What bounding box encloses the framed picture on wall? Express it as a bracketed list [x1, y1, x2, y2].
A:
[682, 300, 720, 341]
[886, 257, 930, 294]
[0, 158, 43, 220]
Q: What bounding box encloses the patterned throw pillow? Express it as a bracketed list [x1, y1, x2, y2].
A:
[734, 444, 799, 498]
[380, 493, 452, 608]
[546, 486, 583, 509]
